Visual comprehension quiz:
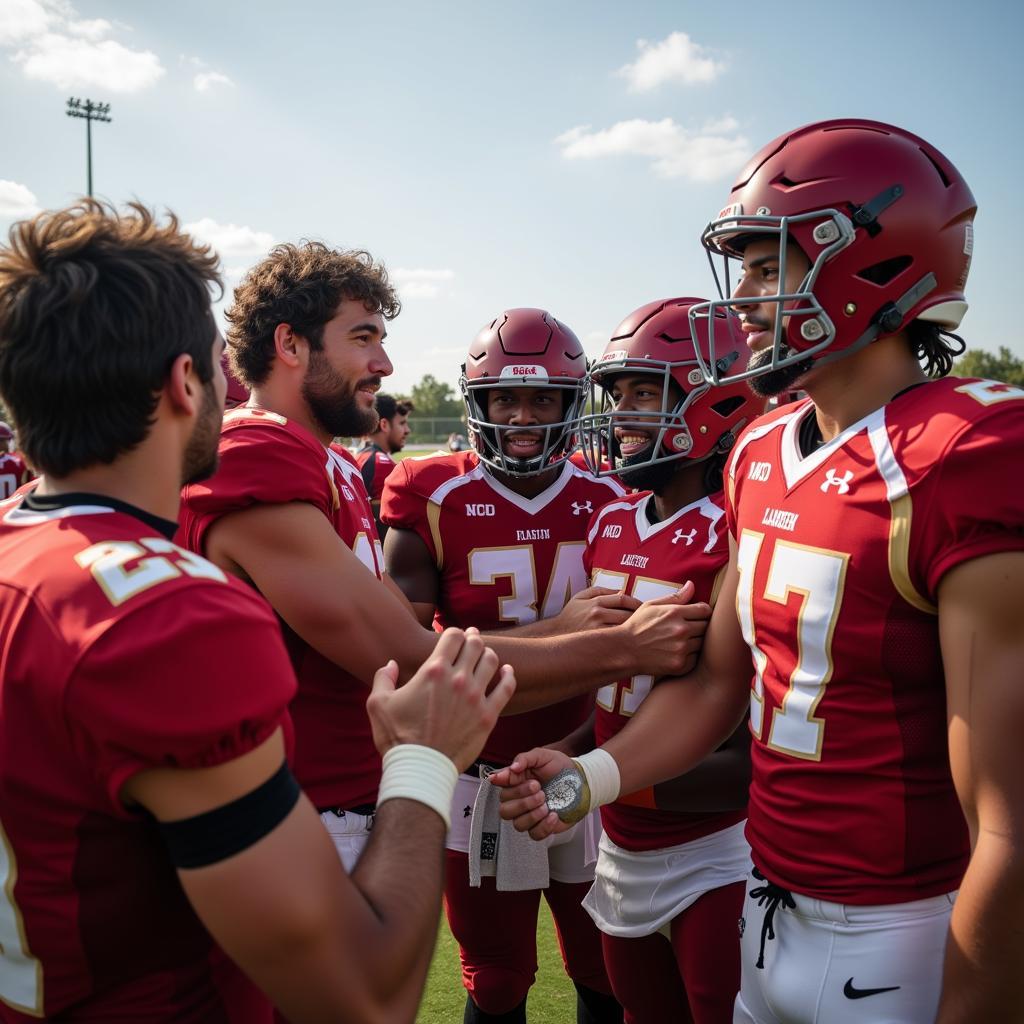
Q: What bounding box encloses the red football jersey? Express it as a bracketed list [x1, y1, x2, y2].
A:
[726, 377, 1024, 904]
[354, 443, 397, 503]
[382, 451, 625, 764]
[179, 408, 385, 810]
[0, 454, 29, 500]
[0, 490, 295, 1021]
[586, 491, 743, 851]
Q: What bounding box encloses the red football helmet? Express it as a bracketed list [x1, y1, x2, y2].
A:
[460, 308, 587, 476]
[580, 298, 758, 476]
[690, 119, 977, 384]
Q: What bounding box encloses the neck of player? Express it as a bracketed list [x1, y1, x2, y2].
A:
[33, 423, 185, 523]
[802, 331, 927, 442]
[491, 463, 561, 499]
[649, 460, 711, 523]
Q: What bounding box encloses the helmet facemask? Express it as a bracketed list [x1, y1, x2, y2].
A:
[579, 361, 735, 479]
[690, 209, 858, 387]
[460, 373, 586, 477]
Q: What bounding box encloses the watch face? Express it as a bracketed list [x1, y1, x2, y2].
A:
[544, 767, 584, 815]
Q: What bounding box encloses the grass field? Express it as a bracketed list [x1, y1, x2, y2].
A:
[417, 908, 577, 1023]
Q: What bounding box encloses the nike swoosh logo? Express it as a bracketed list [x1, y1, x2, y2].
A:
[843, 978, 901, 1000]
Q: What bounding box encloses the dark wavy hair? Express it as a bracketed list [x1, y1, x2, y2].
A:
[907, 320, 966, 378]
[226, 242, 401, 387]
[0, 200, 221, 477]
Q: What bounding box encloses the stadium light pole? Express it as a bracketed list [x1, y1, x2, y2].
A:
[65, 98, 112, 197]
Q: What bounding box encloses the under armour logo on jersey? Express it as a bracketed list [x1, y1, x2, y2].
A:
[572, 500, 593, 516]
[820, 469, 854, 494]
[672, 528, 698, 546]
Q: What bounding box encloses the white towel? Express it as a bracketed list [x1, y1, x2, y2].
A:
[467, 766, 550, 892]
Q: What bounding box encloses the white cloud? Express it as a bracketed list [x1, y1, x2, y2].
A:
[183, 218, 273, 275]
[0, 0, 55, 45]
[3, 0, 164, 93]
[617, 32, 726, 91]
[391, 267, 456, 299]
[555, 117, 748, 183]
[0, 180, 40, 218]
[66, 17, 112, 40]
[194, 70, 233, 93]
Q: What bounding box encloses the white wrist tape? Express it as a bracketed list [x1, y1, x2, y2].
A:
[574, 748, 621, 811]
[377, 744, 458, 829]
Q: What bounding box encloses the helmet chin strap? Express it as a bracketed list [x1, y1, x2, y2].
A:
[810, 272, 937, 371]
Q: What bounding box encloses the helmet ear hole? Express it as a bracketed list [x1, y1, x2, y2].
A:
[710, 395, 747, 418]
[856, 255, 912, 285]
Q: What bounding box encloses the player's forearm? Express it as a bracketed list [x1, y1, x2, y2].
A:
[642, 742, 751, 813]
[606, 670, 748, 795]
[343, 799, 447, 1008]
[265, 802, 447, 1023]
[936, 832, 1024, 1023]
[489, 626, 634, 714]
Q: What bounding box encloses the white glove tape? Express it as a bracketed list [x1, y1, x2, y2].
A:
[377, 744, 458, 829]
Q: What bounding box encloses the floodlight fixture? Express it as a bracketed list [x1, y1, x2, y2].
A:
[65, 96, 113, 197]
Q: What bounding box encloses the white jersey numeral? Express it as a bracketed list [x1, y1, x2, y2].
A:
[0, 475, 17, 500]
[592, 569, 678, 717]
[0, 822, 42, 1015]
[468, 542, 587, 625]
[75, 538, 227, 606]
[955, 379, 1024, 405]
[737, 530, 849, 760]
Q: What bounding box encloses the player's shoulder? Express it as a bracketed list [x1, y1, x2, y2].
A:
[888, 377, 1024, 469]
[563, 459, 628, 500]
[2, 502, 272, 637]
[727, 399, 807, 477]
[220, 406, 324, 458]
[898, 376, 1024, 429]
[392, 449, 480, 494]
[585, 489, 646, 542]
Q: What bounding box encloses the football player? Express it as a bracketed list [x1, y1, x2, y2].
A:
[573, 298, 758, 1024]
[381, 308, 628, 1023]
[0, 201, 514, 1023]
[178, 254, 708, 880]
[0, 421, 31, 498]
[354, 392, 413, 538]
[493, 120, 1024, 1024]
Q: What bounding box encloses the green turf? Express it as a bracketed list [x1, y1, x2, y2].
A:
[417, 907, 577, 1023]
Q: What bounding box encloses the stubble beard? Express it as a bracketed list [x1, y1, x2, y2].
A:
[182, 380, 223, 486]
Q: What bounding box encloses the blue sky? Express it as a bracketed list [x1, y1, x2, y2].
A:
[1, 0, 1020, 395]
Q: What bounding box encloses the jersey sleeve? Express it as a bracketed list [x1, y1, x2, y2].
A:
[357, 450, 378, 498]
[919, 399, 1024, 597]
[65, 582, 298, 815]
[723, 444, 743, 540]
[180, 424, 334, 555]
[380, 459, 438, 561]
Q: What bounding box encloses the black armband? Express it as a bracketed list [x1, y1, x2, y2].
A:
[158, 760, 301, 869]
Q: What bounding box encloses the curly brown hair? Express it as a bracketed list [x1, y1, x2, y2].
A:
[0, 200, 221, 477]
[226, 242, 401, 387]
